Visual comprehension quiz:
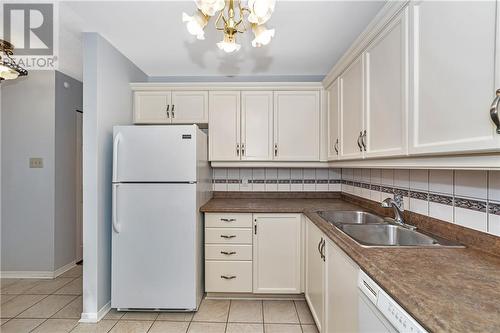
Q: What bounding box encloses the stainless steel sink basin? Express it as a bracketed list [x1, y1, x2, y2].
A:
[317, 210, 385, 226]
[339, 224, 439, 247]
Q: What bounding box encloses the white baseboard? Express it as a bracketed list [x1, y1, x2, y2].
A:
[1, 261, 77, 279]
[54, 261, 76, 278]
[79, 302, 111, 323]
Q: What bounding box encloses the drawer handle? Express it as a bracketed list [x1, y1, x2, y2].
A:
[220, 235, 236, 239]
[220, 251, 236, 255]
[220, 218, 236, 222]
[221, 275, 236, 280]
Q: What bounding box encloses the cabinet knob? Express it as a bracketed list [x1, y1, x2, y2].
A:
[220, 218, 236, 222]
[274, 143, 278, 157]
[166, 104, 170, 118]
[220, 251, 236, 255]
[334, 138, 339, 154]
[171, 104, 175, 118]
[357, 132, 363, 152]
[490, 89, 500, 134]
[220, 235, 236, 239]
[361, 130, 367, 151]
[221, 275, 236, 280]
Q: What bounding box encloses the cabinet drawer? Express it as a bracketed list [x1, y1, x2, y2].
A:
[205, 228, 252, 244]
[205, 213, 253, 228]
[205, 245, 253, 261]
[205, 261, 252, 293]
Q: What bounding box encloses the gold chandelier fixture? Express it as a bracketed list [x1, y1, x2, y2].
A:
[183, 0, 276, 53]
[0, 39, 28, 81]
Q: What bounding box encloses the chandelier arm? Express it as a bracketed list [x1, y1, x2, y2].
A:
[214, 11, 225, 30]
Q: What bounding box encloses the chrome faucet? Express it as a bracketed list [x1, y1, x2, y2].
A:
[381, 196, 416, 230]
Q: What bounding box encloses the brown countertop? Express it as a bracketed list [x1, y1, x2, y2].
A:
[201, 196, 500, 333]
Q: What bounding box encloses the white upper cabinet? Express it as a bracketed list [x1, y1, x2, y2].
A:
[253, 214, 301, 294]
[171, 91, 208, 124]
[340, 56, 365, 160]
[364, 7, 408, 158]
[134, 91, 171, 123]
[134, 90, 207, 124]
[209, 91, 241, 161]
[241, 91, 273, 161]
[273, 91, 320, 161]
[327, 80, 341, 160]
[409, 0, 500, 154]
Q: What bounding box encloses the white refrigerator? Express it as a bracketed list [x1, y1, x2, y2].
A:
[111, 125, 211, 311]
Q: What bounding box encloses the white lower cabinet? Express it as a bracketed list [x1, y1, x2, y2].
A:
[305, 218, 325, 332]
[253, 214, 302, 294]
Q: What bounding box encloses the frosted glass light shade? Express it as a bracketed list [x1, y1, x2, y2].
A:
[182, 11, 208, 40]
[251, 24, 275, 47]
[248, 0, 276, 25]
[195, 0, 225, 16]
[217, 35, 241, 53]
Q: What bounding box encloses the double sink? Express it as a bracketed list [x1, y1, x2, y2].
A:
[317, 211, 463, 248]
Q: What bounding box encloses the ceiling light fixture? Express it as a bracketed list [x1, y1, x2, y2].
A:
[183, 0, 276, 53]
[0, 39, 28, 82]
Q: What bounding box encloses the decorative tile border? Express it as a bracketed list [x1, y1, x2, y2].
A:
[429, 193, 453, 206]
[489, 203, 500, 216]
[454, 197, 487, 213]
[410, 190, 429, 201]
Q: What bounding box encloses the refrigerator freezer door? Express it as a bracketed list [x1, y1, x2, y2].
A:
[113, 125, 197, 182]
[111, 183, 198, 309]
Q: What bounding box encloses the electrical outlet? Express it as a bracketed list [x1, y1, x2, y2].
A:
[29, 158, 44, 168]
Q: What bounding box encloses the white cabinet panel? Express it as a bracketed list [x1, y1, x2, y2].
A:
[209, 91, 241, 161]
[325, 239, 359, 333]
[340, 56, 365, 160]
[241, 91, 273, 160]
[205, 261, 253, 293]
[409, 0, 500, 154]
[365, 7, 408, 158]
[171, 91, 208, 124]
[274, 91, 320, 161]
[253, 214, 301, 294]
[134, 91, 171, 124]
[305, 218, 325, 331]
[327, 80, 341, 160]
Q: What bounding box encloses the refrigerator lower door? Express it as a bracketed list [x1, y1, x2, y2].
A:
[113, 125, 197, 183]
[111, 183, 198, 309]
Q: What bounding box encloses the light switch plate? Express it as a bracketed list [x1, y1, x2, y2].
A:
[29, 158, 43, 168]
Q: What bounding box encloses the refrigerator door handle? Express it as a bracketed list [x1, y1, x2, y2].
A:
[112, 184, 121, 233]
[112, 132, 122, 182]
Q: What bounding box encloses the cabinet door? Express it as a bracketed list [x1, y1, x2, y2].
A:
[209, 91, 241, 161]
[327, 80, 341, 160]
[253, 214, 301, 294]
[171, 91, 208, 124]
[305, 219, 324, 331]
[365, 8, 408, 158]
[409, 1, 500, 154]
[134, 91, 171, 124]
[241, 91, 273, 160]
[274, 91, 320, 161]
[325, 240, 359, 333]
[340, 56, 364, 160]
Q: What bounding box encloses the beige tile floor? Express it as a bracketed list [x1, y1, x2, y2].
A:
[1, 266, 318, 333]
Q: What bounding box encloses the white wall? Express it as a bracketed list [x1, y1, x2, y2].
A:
[1, 71, 56, 273]
[82, 33, 147, 320]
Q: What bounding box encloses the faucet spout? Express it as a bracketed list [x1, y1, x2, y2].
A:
[381, 197, 415, 229]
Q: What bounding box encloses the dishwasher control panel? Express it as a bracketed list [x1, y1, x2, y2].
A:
[358, 270, 428, 333]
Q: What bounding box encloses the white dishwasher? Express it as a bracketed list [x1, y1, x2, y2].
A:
[358, 270, 428, 333]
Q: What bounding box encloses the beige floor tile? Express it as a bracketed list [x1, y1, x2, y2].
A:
[59, 266, 83, 278]
[31, 318, 79, 333]
[226, 323, 264, 333]
[52, 296, 82, 319]
[263, 301, 299, 324]
[71, 320, 117, 333]
[264, 324, 302, 333]
[1, 294, 17, 305]
[103, 309, 125, 320]
[156, 312, 194, 322]
[0, 294, 46, 318]
[23, 278, 74, 295]
[54, 277, 82, 295]
[148, 321, 189, 333]
[301, 324, 319, 333]
[1, 318, 11, 325]
[0, 318, 44, 333]
[192, 299, 229, 322]
[228, 300, 263, 323]
[109, 320, 153, 333]
[0, 279, 20, 288]
[121, 311, 158, 321]
[17, 295, 76, 318]
[294, 300, 314, 324]
[187, 322, 226, 333]
[1, 279, 42, 294]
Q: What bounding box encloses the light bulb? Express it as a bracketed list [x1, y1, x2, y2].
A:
[217, 34, 241, 53]
[195, 0, 225, 16]
[251, 24, 275, 47]
[182, 11, 208, 40]
[0, 63, 19, 80]
[248, 0, 275, 25]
